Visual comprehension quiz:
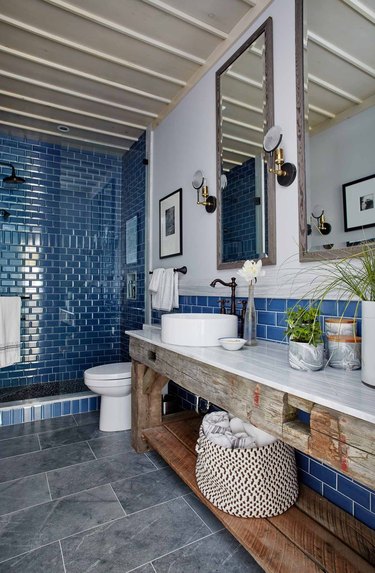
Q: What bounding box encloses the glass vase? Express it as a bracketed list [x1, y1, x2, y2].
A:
[243, 283, 257, 346]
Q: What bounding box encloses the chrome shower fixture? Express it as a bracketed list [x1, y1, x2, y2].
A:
[0, 161, 25, 184]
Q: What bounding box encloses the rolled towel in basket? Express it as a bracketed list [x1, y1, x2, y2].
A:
[202, 411, 275, 449]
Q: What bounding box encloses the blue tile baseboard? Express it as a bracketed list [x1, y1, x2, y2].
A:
[0, 392, 99, 426]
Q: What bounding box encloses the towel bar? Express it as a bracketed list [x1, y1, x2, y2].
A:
[149, 266, 187, 275]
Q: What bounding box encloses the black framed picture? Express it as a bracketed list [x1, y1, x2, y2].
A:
[343, 174, 375, 232]
[159, 188, 182, 259]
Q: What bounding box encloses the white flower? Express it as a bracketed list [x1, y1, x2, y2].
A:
[237, 259, 265, 284]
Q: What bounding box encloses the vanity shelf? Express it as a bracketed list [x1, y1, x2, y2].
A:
[143, 415, 374, 573]
[127, 328, 375, 571]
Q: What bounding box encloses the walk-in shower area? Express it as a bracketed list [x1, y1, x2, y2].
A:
[0, 132, 147, 425]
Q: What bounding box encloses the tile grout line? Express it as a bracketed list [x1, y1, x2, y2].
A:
[151, 563, 158, 573]
[148, 529, 217, 567]
[86, 440, 98, 460]
[0, 415, 78, 441]
[181, 494, 222, 534]
[144, 451, 163, 470]
[36, 433, 42, 451]
[45, 472, 53, 502]
[59, 540, 67, 573]
[108, 483, 127, 516]
[0, 513, 127, 567]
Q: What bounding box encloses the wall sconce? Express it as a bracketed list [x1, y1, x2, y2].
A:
[192, 170, 216, 213]
[263, 126, 296, 187]
[311, 206, 332, 235]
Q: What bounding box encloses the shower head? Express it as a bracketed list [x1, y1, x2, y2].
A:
[0, 161, 25, 184]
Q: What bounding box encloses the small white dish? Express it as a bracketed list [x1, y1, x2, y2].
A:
[218, 337, 246, 351]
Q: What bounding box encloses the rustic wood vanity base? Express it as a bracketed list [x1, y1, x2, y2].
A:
[128, 332, 375, 573]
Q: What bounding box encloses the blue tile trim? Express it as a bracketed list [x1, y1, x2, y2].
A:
[0, 393, 98, 426]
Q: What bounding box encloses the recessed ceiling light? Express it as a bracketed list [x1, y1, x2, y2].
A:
[57, 125, 70, 133]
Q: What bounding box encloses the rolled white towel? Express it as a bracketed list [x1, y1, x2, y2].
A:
[243, 421, 276, 447]
[202, 411, 230, 437]
[230, 417, 245, 434]
[208, 433, 233, 448]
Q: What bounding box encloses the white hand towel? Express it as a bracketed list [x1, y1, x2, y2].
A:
[0, 297, 21, 368]
[149, 268, 165, 310]
[159, 268, 175, 312]
[173, 270, 179, 309]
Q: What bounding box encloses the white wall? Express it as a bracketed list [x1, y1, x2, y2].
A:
[151, 0, 312, 299]
[308, 106, 375, 250]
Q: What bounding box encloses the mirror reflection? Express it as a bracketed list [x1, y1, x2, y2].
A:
[297, 0, 375, 259]
[216, 18, 275, 269]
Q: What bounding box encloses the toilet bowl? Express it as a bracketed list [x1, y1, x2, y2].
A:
[84, 362, 132, 432]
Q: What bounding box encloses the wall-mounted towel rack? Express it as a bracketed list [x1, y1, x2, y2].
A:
[0, 295, 31, 300]
[149, 266, 187, 275]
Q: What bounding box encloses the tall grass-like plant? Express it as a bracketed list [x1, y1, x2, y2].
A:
[313, 243, 375, 303]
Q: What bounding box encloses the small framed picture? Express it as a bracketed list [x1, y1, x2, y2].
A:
[343, 174, 375, 232]
[159, 188, 182, 259]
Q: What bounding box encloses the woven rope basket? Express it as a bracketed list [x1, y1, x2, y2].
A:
[195, 428, 299, 518]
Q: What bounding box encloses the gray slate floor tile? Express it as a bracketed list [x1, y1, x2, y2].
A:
[145, 450, 168, 469]
[88, 430, 132, 458]
[183, 493, 224, 533]
[133, 565, 155, 573]
[61, 497, 210, 573]
[152, 529, 264, 573]
[0, 542, 65, 573]
[0, 484, 124, 563]
[47, 450, 155, 499]
[0, 474, 51, 516]
[112, 466, 190, 514]
[0, 441, 94, 484]
[38, 422, 116, 449]
[0, 415, 77, 441]
[0, 434, 40, 460]
[73, 411, 100, 426]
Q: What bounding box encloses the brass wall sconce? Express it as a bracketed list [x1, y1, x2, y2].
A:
[311, 207, 332, 235]
[263, 126, 296, 187]
[192, 170, 216, 213]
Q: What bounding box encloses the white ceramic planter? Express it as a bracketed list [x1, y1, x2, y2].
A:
[288, 341, 324, 371]
[361, 301, 375, 388]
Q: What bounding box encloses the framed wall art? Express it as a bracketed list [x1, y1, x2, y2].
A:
[343, 174, 375, 232]
[159, 188, 182, 259]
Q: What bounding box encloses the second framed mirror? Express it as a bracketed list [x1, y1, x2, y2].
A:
[216, 17, 276, 269]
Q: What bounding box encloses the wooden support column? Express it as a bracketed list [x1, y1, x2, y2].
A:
[131, 360, 169, 452]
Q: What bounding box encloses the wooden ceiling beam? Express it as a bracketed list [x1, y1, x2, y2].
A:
[0, 90, 147, 130]
[43, 0, 205, 64]
[0, 120, 129, 150]
[0, 70, 158, 118]
[0, 14, 186, 87]
[0, 45, 171, 104]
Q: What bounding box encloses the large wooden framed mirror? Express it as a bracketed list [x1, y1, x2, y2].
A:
[296, 0, 375, 262]
[216, 17, 276, 270]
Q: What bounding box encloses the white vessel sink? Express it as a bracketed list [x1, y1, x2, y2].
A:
[161, 313, 238, 347]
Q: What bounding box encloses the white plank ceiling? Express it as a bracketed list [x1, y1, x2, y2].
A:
[0, 0, 272, 153]
[0, 0, 373, 157]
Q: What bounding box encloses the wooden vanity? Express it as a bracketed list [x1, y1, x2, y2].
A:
[127, 327, 375, 573]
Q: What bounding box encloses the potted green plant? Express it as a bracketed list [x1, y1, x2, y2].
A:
[285, 305, 324, 371]
[310, 243, 375, 387]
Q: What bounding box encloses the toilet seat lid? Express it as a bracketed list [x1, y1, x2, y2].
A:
[85, 362, 131, 380]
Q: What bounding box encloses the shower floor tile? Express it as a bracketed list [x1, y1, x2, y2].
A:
[0, 416, 265, 573]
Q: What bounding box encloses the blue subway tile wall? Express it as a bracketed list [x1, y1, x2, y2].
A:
[162, 294, 374, 529]
[0, 134, 123, 391]
[120, 133, 146, 361]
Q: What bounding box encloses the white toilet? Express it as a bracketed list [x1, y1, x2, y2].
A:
[84, 362, 132, 432]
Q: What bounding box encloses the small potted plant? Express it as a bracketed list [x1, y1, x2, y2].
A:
[285, 305, 324, 371]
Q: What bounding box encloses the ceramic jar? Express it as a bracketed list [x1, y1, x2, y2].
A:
[325, 317, 356, 336]
[327, 335, 361, 370]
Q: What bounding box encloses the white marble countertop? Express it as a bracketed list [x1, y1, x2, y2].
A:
[126, 326, 375, 424]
